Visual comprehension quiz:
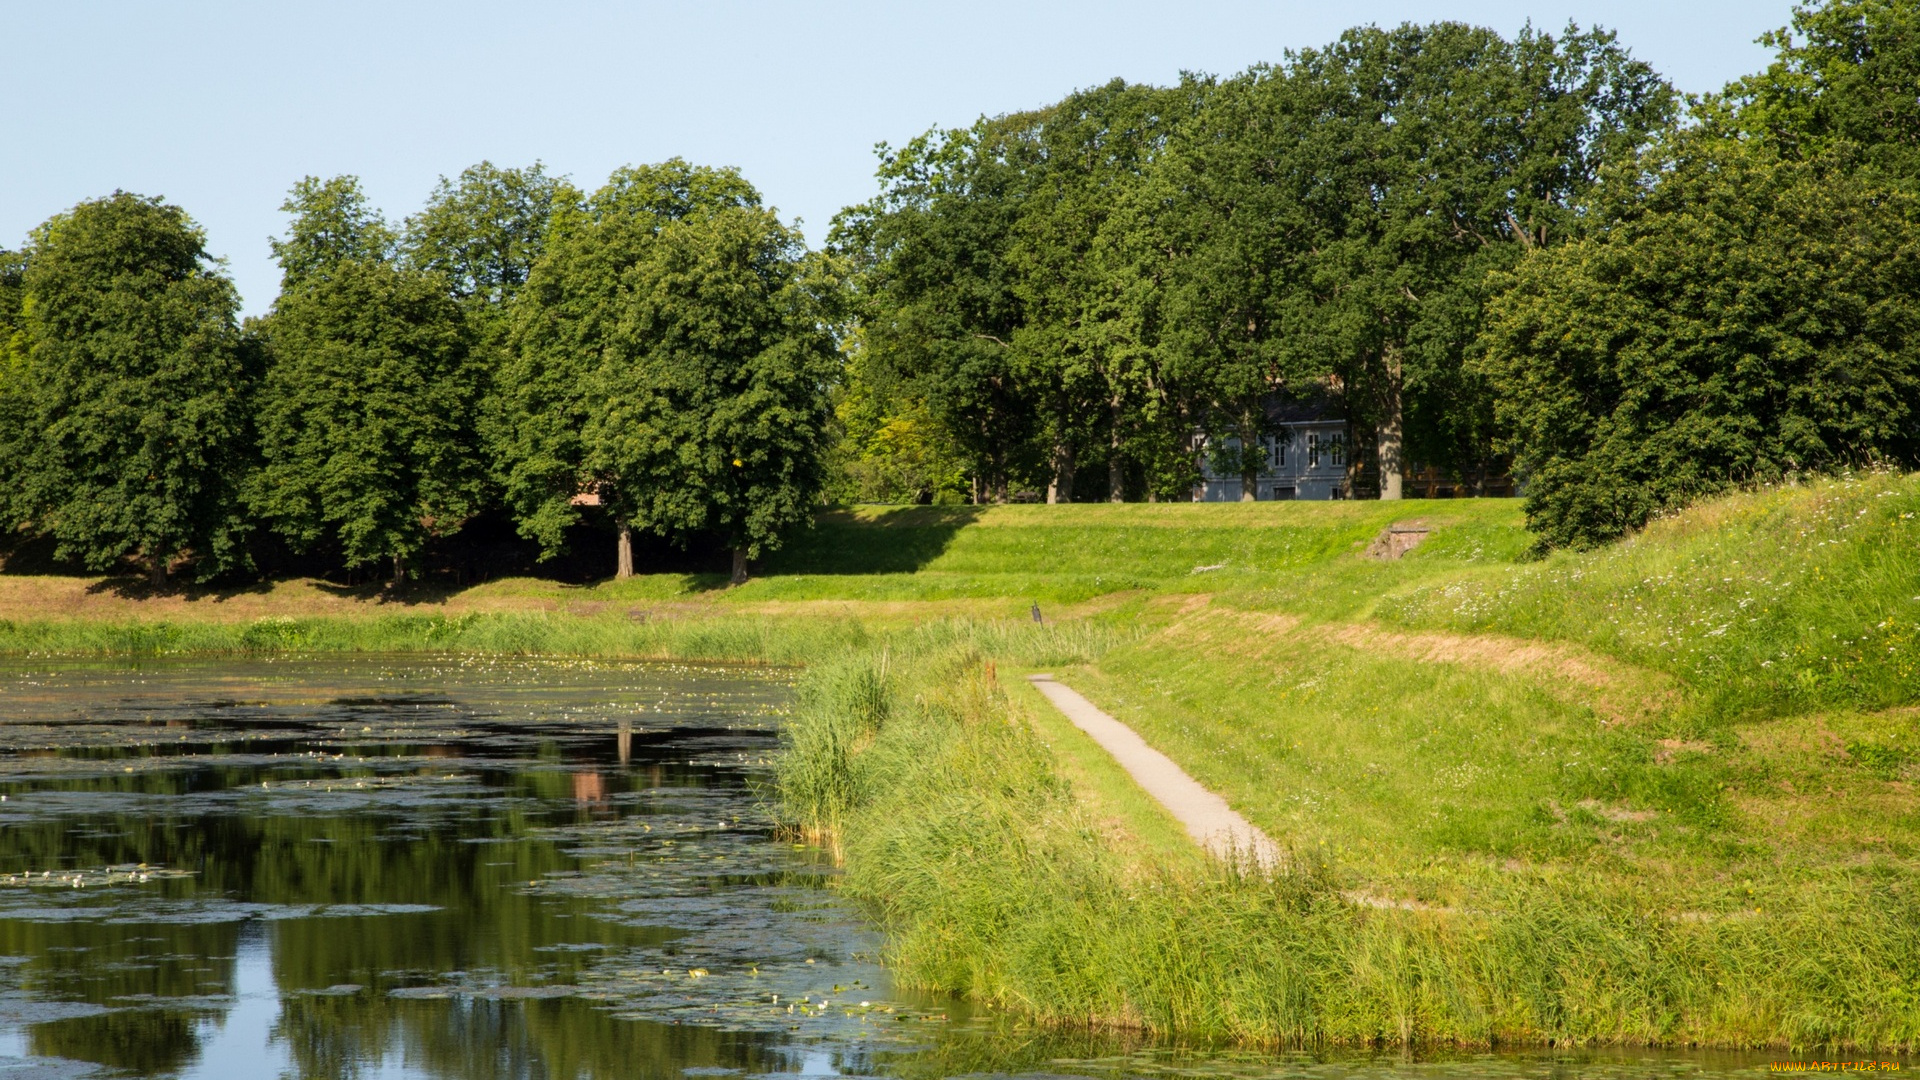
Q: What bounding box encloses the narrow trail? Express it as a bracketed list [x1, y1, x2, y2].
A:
[1026, 674, 1281, 869]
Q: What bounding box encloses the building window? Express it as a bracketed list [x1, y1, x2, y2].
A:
[1330, 433, 1345, 467]
[1306, 433, 1319, 468]
[1271, 435, 1286, 469]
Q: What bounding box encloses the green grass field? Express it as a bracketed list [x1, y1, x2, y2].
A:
[5, 477, 1918, 1049]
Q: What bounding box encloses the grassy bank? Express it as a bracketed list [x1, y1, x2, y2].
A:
[4, 484, 1917, 1050]
[0, 610, 849, 664]
[779, 638, 1920, 1049]
[1379, 471, 1920, 720]
[770, 478, 1920, 1051]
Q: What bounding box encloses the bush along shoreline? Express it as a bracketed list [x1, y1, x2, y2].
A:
[774, 635, 1920, 1052]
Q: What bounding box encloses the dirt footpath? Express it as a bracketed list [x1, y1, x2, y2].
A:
[1027, 673, 1281, 869]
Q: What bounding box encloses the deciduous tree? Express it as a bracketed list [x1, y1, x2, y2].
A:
[497, 161, 831, 579]
[251, 178, 481, 584]
[1008, 79, 1186, 502]
[3, 194, 254, 583]
[831, 124, 1037, 502]
[1478, 138, 1920, 548]
[0, 248, 26, 531]
[1717, 0, 1920, 186]
[403, 161, 574, 313]
[585, 204, 837, 583]
[1278, 23, 1674, 498]
[268, 176, 394, 292]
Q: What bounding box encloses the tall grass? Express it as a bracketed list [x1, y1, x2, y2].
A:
[0, 610, 870, 665]
[1379, 473, 1920, 721]
[776, 636, 1920, 1050]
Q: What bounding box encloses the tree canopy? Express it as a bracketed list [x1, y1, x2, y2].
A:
[403, 161, 574, 312]
[0, 193, 254, 582]
[1718, 0, 1920, 184]
[1480, 0, 1920, 547]
[583, 198, 837, 581]
[495, 160, 832, 579]
[1481, 143, 1920, 548]
[837, 22, 1674, 505]
[269, 176, 396, 292]
[251, 178, 482, 582]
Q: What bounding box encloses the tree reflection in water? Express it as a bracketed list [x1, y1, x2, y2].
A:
[0, 657, 884, 1080]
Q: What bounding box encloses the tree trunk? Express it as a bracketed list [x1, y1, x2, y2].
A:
[391, 554, 405, 588]
[1239, 409, 1261, 502]
[615, 523, 634, 580]
[730, 548, 749, 586]
[148, 556, 166, 589]
[1108, 398, 1126, 502]
[1377, 346, 1405, 501]
[1047, 441, 1075, 504]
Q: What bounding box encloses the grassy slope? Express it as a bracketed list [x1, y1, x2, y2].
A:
[4, 482, 1918, 1048]
[770, 478, 1920, 1049]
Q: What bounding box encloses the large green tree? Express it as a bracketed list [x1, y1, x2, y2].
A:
[0, 193, 254, 583]
[268, 175, 395, 292]
[1267, 23, 1673, 498]
[1478, 137, 1920, 549]
[838, 83, 1189, 505]
[1717, 0, 1920, 186]
[1007, 79, 1186, 502]
[499, 160, 831, 579]
[0, 248, 26, 533]
[584, 204, 837, 583]
[403, 161, 573, 312]
[251, 177, 481, 583]
[1478, 0, 1920, 549]
[831, 123, 1038, 502]
[1132, 68, 1321, 501]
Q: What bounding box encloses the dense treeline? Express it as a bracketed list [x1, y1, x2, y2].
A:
[837, 0, 1920, 543]
[0, 162, 833, 585]
[1, 0, 1916, 585]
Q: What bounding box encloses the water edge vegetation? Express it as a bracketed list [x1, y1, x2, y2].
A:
[0, 475, 1916, 1051]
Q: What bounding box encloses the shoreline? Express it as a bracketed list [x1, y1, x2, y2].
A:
[2, 479, 1917, 1052]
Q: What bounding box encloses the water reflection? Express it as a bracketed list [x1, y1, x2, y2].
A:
[0, 658, 1825, 1079]
[0, 657, 897, 1079]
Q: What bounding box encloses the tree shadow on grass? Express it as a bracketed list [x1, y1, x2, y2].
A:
[77, 574, 458, 606]
[759, 505, 986, 575]
[9, 505, 988, 600]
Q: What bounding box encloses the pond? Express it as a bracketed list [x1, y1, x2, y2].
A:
[0, 656, 1804, 1079]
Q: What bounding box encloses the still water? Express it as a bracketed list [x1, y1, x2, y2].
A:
[0, 656, 1801, 1079]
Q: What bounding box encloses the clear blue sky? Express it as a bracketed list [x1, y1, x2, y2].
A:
[3, 1, 1791, 316]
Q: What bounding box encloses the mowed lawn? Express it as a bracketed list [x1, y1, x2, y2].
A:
[744, 499, 1530, 602]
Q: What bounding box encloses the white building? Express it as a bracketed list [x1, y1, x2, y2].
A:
[1193, 417, 1351, 501]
